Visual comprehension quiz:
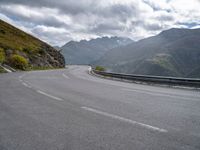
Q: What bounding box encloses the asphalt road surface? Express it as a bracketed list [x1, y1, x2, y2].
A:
[0, 65, 200, 150]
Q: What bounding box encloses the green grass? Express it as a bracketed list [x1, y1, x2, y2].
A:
[26, 66, 61, 71]
[95, 66, 106, 71]
[152, 54, 179, 75]
[0, 48, 5, 63]
[0, 19, 64, 71]
[0, 20, 43, 53]
[10, 54, 28, 70]
[0, 19, 46, 70]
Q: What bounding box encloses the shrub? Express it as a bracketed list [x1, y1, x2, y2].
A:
[95, 66, 105, 71]
[0, 48, 5, 64]
[10, 54, 28, 70]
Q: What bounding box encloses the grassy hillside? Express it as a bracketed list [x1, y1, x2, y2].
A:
[0, 19, 65, 70]
[95, 28, 200, 78]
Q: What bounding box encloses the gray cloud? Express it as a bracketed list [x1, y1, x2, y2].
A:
[0, 0, 199, 46]
[156, 13, 174, 21]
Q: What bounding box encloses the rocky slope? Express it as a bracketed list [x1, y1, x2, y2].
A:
[0, 19, 65, 70]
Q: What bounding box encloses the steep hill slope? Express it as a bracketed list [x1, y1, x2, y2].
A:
[95, 28, 200, 78]
[0, 19, 65, 70]
[61, 37, 132, 65]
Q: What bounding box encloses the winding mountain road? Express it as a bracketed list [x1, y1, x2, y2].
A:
[0, 65, 200, 150]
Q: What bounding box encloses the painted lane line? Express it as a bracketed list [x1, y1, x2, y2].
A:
[37, 90, 63, 101]
[19, 74, 26, 79]
[22, 82, 32, 88]
[19, 74, 26, 82]
[62, 73, 70, 79]
[122, 88, 200, 102]
[81, 106, 167, 133]
[0, 65, 12, 73]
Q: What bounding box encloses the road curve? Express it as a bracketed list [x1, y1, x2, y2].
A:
[0, 65, 200, 150]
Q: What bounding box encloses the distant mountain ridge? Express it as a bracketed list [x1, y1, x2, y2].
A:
[94, 28, 200, 78]
[61, 37, 133, 65]
[0, 19, 65, 70]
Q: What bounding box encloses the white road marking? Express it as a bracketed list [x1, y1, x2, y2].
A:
[19, 74, 26, 79]
[122, 88, 200, 101]
[62, 73, 70, 79]
[19, 74, 26, 82]
[81, 106, 167, 133]
[37, 90, 63, 101]
[0, 65, 12, 73]
[22, 82, 32, 88]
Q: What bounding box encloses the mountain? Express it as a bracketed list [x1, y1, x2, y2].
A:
[54, 46, 61, 51]
[61, 37, 132, 65]
[0, 19, 65, 70]
[95, 28, 200, 78]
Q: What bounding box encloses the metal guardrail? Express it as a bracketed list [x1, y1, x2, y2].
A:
[92, 69, 200, 88]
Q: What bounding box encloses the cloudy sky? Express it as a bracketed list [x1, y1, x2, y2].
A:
[0, 0, 200, 46]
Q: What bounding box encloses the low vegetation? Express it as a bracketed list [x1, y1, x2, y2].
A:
[26, 66, 58, 71]
[0, 19, 65, 72]
[151, 54, 180, 75]
[95, 66, 106, 71]
[0, 48, 5, 64]
[0, 20, 42, 53]
[9, 54, 28, 70]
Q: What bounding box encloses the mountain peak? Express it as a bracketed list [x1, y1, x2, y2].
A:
[95, 28, 200, 78]
[61, 36, 133, 65]
[160, 28, 200, 37]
